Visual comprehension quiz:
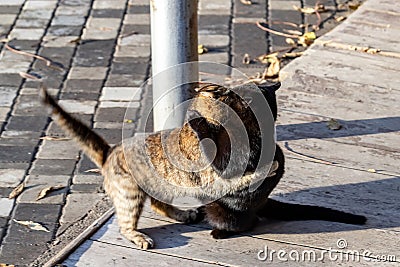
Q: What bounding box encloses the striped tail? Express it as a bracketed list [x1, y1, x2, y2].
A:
[39, 86, 110, 168]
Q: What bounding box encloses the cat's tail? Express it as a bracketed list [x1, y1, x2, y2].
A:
[39, 86, 110, 168]
[257, 198, 366, 225]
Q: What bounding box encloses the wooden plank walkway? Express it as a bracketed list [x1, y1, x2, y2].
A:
[63, 0, 400, 265]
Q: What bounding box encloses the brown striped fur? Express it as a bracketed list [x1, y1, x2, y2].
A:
[40, 83, 366, 249]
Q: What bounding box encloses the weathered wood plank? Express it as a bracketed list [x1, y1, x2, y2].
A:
[281, 47, 400, 90]
[277, 110, 400, 153]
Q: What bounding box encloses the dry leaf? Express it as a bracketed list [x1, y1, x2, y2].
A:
[198, 44, 208, 55]
[327, 118, 342, 130]
[19, 72, 41, 80]
[85, 168, 101, 173]
[9, 182, 25, 199]
[40, 136, 70, 141]
[293, 5, 316, 14]
[36, 185, 65, 201]
[13, 219, 50, 232]
[69, 37, 81, 44]
[240, 0, 252, 4]
[285, 29, 302, 36]
[124, 119, 134, 123]
[367, 168, 376, 173]
[263, 56, 281, 78]
[257, 52, 279, 64]
[283, 52, 304, 58]
[285, 38, 297, 46]
[298, 32, 316, 47]
[242, 53, 251, 64]
[348, 2, 361, 10]
[335, 16, 346, 22]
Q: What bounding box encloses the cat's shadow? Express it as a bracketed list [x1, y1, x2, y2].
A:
[139, 175, 400, 248]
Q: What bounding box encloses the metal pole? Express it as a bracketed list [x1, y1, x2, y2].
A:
[150, 0, 199, 131]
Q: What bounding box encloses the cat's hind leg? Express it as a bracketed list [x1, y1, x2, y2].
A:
[104, 173, 154, 249]
[150, 197, 204, 223]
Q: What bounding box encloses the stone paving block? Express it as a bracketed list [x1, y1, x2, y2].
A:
[13, 202, 62, 224]
[100, 86, 142, 101]
[0, 59, 31, 73]
[0, 169, 26, 187]
[14, 18, 49, 28]
[0, 73, 23, 87]
[70, 184, 103, 193]
[123, 14, 150, 25]
[23, 0, 57, 10]
[0, 137, 37, 147]
[0, 87, 17, 106]
[36, 139, 80, 160]
[127, 5, 150, 14]
[0, 198, 14, 217]
[42, 36, 79, 47]
[47, 25, 83, 36]
[18, 175, 70, 204]
[60, 192, 105, 224]
[99, 101, 140, 108]
[94, 121, 135, 129]
[0, 162, 29, 170]
[93, 0, 126, 9]
[105, 73, 147, 87]
[234, 0, 266, 18]
[0, 14, 17, 25]
[63, 79, 104, 93]
[199, 0, 231, 15]
[51, 15, 86, 26]
[58, 99, 97, 114]
[199, 52, 230, 64]
[12, 95, 48, 116]
[114, 45, 151, 58]
[1, 222, 55, 266]
[9, 28, 45, 40]
[19, 8, 53, 20]
[72, 174, 103, 184]
[92, 8, 125, 18]
[60, 91, 100, 101]
[121, 24, 150, 35]
[198, 35, 229, 48]
[1, 130, 42, 139]
[119, 34, 151, 46]
[0, 146, 34, 163]
[30, 159, 77, 176]
[55, 5, 90, 16]
[198, 15, 230, 35]
[0, 0, 24, 5]
[77, 154, 98, 173]
[68, 66, 108, 80]
[0, 107, 9, 122]
[82, 18, 121, 40]
[94, 107, 133, 123]
[5, 115, 48, 132]
[93, 128, 122, 144]
[110, 61, 148, 75]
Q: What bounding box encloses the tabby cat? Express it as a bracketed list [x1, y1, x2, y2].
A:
[40, 82, 366, 249]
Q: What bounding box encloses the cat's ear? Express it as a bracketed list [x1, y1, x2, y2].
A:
[257, 82, 280, 121]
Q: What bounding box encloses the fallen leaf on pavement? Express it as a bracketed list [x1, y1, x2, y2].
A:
[240, 0, 252, 5]
[298, 32, 316, 47]
[37, 185, 65, 201]
[85, 168, 101, 174]
[13, 219, 50, 232]
[40, 136, 70, 141]
[242, 53, 251, 64]
[262, 56, 281, 79]
[19, 72, 41, 80]
[198, 44, 208, 54]
[327, 118, 342, 130]
[9, 182, 25, 199]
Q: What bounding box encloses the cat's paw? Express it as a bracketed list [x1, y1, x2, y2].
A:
[123, 231, 154, 249]
[177, 207, 205, 224]
[210, 228, 234, 239]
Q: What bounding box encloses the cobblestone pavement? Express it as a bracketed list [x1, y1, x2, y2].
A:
[0, 0, 362, 265]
